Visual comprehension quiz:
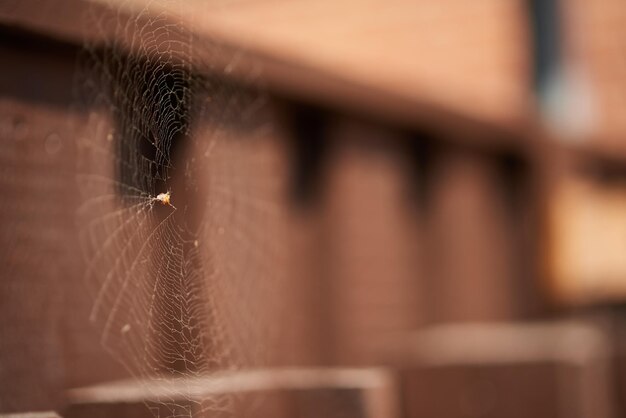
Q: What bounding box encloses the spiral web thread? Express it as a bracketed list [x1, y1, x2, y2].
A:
[75, 1, 290, 416]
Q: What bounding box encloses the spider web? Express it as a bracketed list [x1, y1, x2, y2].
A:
[75, 1, 290, 416]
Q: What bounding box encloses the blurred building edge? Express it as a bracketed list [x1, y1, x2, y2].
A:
[529, 0, 596, 141]
[1, 1, 626, 418]
[534, 0, 626, 306]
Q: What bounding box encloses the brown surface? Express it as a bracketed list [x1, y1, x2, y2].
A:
[322, 120, 423, 365]
[404, 363, 561, 418]
[0, 28, 129, 413]
[400, 322, 613, 418]
[426, 150, 526, 322]
[0, 101, 67, 412]
[183, 92, 324, 368]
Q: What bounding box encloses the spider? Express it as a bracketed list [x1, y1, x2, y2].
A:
[153, 190, 177, 210]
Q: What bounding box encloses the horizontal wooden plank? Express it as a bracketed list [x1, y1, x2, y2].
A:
[184, 0, 531, 131]
[396, 321, 613, 418]
[400, 321, 609, 365]
[0, 0, 532, 147]
[65, 368, 398, 418]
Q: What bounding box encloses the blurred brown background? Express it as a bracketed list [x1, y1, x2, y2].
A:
[1, 0, 626, 417]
